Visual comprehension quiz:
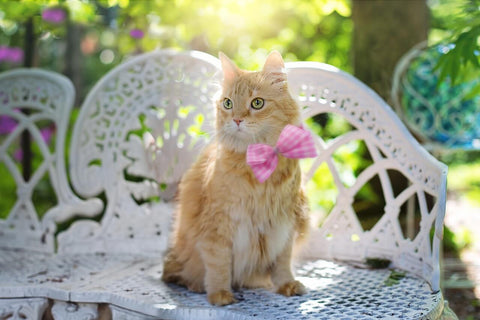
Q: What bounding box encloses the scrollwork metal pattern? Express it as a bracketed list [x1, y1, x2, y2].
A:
[286, 62, 447, 291]
[0, 69, 102, 253]
[61, 50, 221, 254]
[0, 298, 49, 320]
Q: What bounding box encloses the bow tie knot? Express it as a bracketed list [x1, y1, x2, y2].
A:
[246, 124, 318, 183]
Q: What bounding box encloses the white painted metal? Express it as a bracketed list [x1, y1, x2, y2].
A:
[0, 51, 450, 319]
[0, 298, 49, 320]
[0, 69, 103, 254]
[51, 301, 98, 320]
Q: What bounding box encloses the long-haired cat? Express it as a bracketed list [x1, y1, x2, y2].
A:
[162, 51, 310, 306]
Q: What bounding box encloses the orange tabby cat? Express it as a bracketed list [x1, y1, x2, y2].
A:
[162, 51, 309, 306]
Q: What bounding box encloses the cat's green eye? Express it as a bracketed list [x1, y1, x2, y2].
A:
[251, 97, 264, 110]
[223, 98, 233, 109]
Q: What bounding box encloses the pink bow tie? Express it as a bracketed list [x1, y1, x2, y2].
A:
[246, 124, 318, 183]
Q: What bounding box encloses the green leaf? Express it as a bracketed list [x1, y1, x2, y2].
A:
[383, 270, 406, 286]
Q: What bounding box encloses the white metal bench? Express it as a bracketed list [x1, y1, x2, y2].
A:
[0, 50, 450, 319]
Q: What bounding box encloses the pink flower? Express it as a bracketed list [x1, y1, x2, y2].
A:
[42, 8, 66, 24]
[130, 29, 144, 39]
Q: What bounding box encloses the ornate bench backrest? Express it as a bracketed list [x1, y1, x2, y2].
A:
[60, 50, 221, 254]
[0, 69, 101, 253]
[286, 62, 447, 291]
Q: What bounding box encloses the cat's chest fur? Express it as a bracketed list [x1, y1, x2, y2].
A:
[225, 166, 298, 285]
[230, 205, 293, 285]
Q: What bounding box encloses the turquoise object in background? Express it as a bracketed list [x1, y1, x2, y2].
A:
[399, 44, 480, 149]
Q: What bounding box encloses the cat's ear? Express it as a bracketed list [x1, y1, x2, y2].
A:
[263, 51, 286, 85]
[219, 52, 239, 83]
[262, 51, 285, 74]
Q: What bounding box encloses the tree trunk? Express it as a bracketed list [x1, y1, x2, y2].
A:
[21, 17, 35, 181]
[352, 0, 429, 102]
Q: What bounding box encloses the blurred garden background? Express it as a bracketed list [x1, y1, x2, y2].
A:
[0, 0, 479, 318]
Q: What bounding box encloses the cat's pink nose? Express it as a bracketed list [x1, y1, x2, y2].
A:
[233, 119, 243, 126]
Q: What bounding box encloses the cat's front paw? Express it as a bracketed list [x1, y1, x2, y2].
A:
[208, 289, 237, 306]
[277, 280, 307, 296]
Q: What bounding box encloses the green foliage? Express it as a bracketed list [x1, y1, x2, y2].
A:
[430, 0, 480, 89]
[443, 225, 473, 252]
[0, 0, 96, 43]
[0, 162, 15, 219]
[447, 161, 480, 191]
[0, 0, 352, 71]
[0, 0, 43, 24]
[97, 0, 353, 71]
[447, 156, 480, 207]
[304, 161, 338, 214]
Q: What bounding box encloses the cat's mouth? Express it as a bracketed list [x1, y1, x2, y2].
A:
[229, 122, 250, 136]
[232, 129, 251, 140]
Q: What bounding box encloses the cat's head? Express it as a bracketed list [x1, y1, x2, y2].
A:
[216, 51, 300, 153]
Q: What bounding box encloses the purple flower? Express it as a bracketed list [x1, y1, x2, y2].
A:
[42, 8, 66, 24]
[0, 46, 9, 62]
[7, 47, 23, 64]
[41, 126, 55, 144]
[14, 149, 23, 161]
[130, 29, 144, 39]
[0, 46, 24, 64]
[0, 115, 17, 134]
